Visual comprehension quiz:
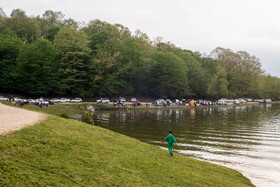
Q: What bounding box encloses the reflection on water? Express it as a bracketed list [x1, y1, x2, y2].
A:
[93, 104, 280, 187]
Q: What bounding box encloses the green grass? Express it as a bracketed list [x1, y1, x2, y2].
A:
[1, 101, 84, 118]
[0, 113, 253, 186]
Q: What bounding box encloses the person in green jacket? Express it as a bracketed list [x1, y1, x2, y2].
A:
[164, 131, 176, 156]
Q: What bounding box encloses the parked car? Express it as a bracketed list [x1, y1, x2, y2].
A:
[118, 97, 126, 102]
[60, 98, 70, 103]
[166, 99, 172, 106]
[246, 98, 253, 102]
[238, 99, 247, 103]
[114, 98, 126, 106]
[182, 99, 191, 105]
[44, 99, 54, 105]
[131, 97, 136, 102]
[154, 99, 167, 106]
[254, 99, 263, 103]
[201, 100, 212, 106]
[13, 97, 23, 102]
[217, 98, 228, 105]
[265, 99, 272, 103]
[254, 99, 265, 103]
[233, 99, 240, 105]
[50, 98, 61, 103]
[27, 99, 36, 104]
[35, 98, 49, 106]
[71, 98, 82, 103]
[174, 99, 181, 106]
[0, 96, 9, 101]
[97, 98, 110, 104]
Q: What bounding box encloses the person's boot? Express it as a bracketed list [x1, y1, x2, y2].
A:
[170, 153, 173, 156]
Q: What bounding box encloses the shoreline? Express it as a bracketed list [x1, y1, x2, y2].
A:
[88, 101, 277, 111]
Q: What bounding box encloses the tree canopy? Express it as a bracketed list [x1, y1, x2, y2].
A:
[0, 8, 279, 100]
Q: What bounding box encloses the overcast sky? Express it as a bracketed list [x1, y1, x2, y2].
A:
[2, 0, 280, 77]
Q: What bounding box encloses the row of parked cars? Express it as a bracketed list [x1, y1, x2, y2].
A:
[96, 97, 129, 104]
[96, 97, 142, 107]
[0, 96, 82, 105]
[153, 99, 214, 106]
[217, 98, 272, 105]
[96, 97, 128, 106]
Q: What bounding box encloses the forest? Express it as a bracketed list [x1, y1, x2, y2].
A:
[0, 8, 279, 99]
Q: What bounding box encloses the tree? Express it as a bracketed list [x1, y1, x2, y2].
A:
[4, 9, 41, 43]
[54, 27, 92, 96]
[0, 30, 23, 92]
[14, 39, 59, 95]
[210, 47, 263, 97]
[148, 51, 189, 98]
[45, 26, 60, 42]
[258, 75, 280, 99]
[37, 10, 66, 39]
[207, 66, 228, 98]
[42, 10, 64, 26]
[177, 51, 208, 98]
[0, 7, 6, 17]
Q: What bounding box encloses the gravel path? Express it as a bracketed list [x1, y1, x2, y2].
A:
[0, 103, 46, 135]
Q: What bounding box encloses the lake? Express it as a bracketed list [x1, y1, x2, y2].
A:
[92, 104, 280, 187]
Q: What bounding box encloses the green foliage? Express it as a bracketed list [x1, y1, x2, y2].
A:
[0, 8, 279, 100]
[148, 51, 189, 98]
[45, 26, 60, 42]
[0, 30, 23, 92]
[14, 39, 60, 95]
[211, 47, 263, 97]
[208, 66, 229, 98]
[4, 9, 41, 43]
[54, 27, 92, 96]
[177, 51, 207, 97]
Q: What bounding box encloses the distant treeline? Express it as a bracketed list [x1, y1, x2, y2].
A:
[0, 8, 279, 99]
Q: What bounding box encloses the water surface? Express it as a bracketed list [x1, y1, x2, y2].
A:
[92, 104, 280, 186]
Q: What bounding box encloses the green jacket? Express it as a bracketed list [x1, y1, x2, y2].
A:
[164, 134, 176, 144]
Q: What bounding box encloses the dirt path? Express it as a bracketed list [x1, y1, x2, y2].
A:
[0, 103, 46, 135]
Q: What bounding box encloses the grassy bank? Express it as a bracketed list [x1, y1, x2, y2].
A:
[0, 112, 253, 186]
[1, 101, 84, 118]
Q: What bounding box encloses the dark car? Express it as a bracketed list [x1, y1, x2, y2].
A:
[182, 99, 191, 104]
[114, 97, 126, 106]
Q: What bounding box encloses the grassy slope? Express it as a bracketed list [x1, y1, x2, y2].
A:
[0, 114, 254, 186]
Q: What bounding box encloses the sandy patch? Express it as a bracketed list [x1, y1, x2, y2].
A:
[0, 103, 46, 135]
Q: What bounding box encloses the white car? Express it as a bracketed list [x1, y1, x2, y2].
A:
[131, 97, 136, 102]
[27, 99, 36, 104]
[246, 98, 253, 102]
[217, 98, 228, 105]
[13, 97, 23, 102]
[71, 98, 82, 103]
[265, 99, 272, 103]
[50, 98, 61, 103]
[0, 96, 9, 101]
[233, 99, 240, 105]
[96, 98, 110, 104]
[60, 98, 70, 103]
[238, 99, 247, 103]
[35, 99, 49, 105]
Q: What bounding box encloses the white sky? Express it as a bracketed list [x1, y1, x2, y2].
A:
[1, 0, 280, 77]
